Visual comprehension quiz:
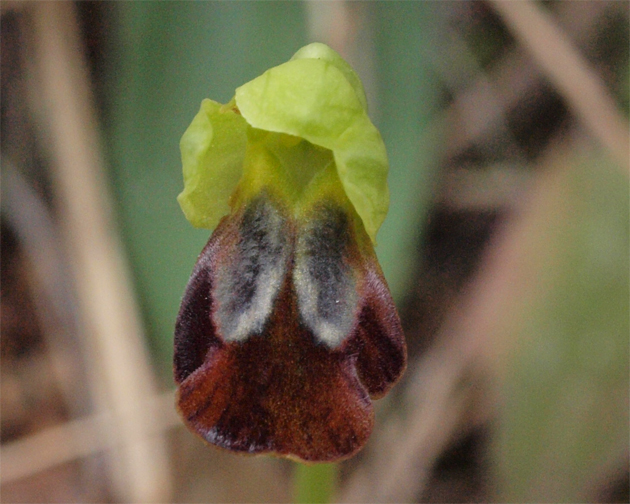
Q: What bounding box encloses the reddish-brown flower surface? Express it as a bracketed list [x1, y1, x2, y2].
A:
[174, 192, 406, 462]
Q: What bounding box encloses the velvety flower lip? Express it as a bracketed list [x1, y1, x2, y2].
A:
[175, 188, 406, 462]
[174, 43, 406, 462]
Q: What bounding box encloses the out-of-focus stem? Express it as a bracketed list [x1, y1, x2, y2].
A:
[293, 463, 338, 504]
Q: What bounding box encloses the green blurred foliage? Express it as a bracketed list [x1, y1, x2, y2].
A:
[368, 2, 444, 302]
[494, 153, 629, 501]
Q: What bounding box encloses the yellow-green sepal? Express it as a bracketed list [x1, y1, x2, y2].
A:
[178, 99, 248, 229]
[234, 44, 389, 243]
[290, 42, 368, 112]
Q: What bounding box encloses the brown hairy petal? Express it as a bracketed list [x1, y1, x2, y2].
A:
[174, 219, 229, 384]
[350, 265, 407, 399]
[177, 274, 373, 462]
[174, 192, 406, 461]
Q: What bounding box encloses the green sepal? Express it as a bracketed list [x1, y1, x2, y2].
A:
[179, 43, 390, 243]
[178, 99, 248, 229]
[235, 45, 389, 242]
[290, 42, 368, 112]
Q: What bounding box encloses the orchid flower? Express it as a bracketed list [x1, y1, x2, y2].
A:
[174, 43, 406, 462]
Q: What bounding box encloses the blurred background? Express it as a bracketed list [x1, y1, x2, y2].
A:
[1, 1, 628, 502]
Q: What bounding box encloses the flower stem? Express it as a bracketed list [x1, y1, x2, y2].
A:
[292, 462, 338, 504]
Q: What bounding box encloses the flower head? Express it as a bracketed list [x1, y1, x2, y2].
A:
[174, 43, 406, 462]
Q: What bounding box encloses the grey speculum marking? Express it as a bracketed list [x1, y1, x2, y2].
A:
[215, 193, 289, 342]
[233, 198, 277, 308]
[307, 206, 350, 322]
[295, 202, 358, 347]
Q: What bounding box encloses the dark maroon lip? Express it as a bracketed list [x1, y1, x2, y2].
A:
[174, 191, 406, 462]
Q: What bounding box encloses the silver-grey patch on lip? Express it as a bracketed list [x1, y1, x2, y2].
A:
[293, 203, 358, 348]
[214, 193, 290, 342]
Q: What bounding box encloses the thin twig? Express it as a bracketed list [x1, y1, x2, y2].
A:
[1, 160, 90, 419]
[490, 0, 630, 174]
[1, 391, 180, 485]
[29, 3, 172, 501]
